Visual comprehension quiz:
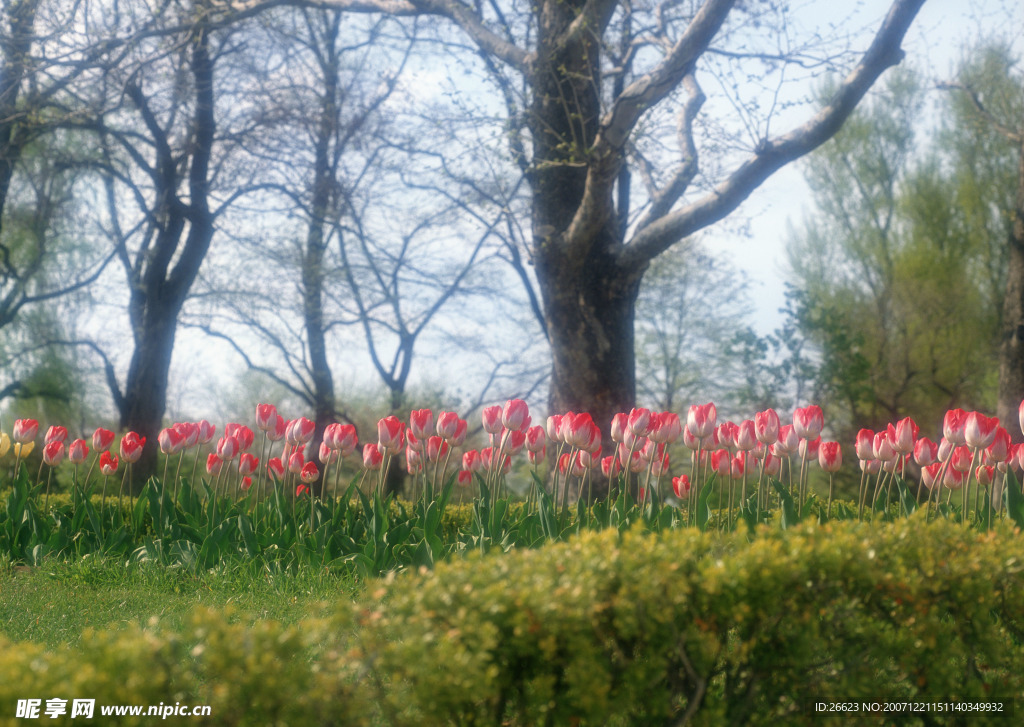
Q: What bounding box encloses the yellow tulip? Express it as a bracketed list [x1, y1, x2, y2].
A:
[0, 432, 9, 457]
[13, 441, 34, 457]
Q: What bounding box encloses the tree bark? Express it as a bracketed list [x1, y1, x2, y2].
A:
[117, 19, 216, 487]
[318, 0, 926, 460]
[0, 0, 40, 244]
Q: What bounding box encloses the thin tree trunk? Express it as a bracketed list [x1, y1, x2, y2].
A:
[997, 140, 1024, 441]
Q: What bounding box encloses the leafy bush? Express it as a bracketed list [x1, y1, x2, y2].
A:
[1, 518, 1021, 726]
[345, 516, 1024, 725]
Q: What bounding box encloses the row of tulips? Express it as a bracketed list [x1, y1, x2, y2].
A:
[3, 397, 1024, 572]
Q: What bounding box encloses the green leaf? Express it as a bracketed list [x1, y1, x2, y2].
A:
[1004, 469, 1024, 528]
[895, 477, 917, 518]
[771, 479, 799, 529]
[238, 514, 260, 557]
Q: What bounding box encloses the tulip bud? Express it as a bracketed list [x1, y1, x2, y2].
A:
[362, 444, 383, 470]
[43, 441, 65, 467]
[68, 439, 89, 465]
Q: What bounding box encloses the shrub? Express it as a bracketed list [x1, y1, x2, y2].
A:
[343, 516, 1024, 725]
[1, 517, 1021, 725]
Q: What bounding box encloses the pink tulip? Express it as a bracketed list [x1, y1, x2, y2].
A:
[159, 427, 186, 455]
[197, 420, 216, 445]
[558, 451, 586, 478]
[99, 451, 119, 476]
[545, 414, 563, 443]
[206, 453, 223, 476]
[44, 426, 68, 445]
[525, 425, 546, 453]
[92, 428, 115, 452]
[286, 417, 316, 445]
[913, 437, 938, 467]
[256, 403, 278, 432]
[175, 422, 200, 449]
[944, 466, 966, 490]
[792, 405, 823, 441]
[503, 429, 526, 457]
[12, 419, 38, 444]
[649, 412, 682, 444]
[462, 449, 482, 473]
[686, 403, 717, 439]
[964, 411, 999, 450]
[238, 452, 260, 476]
[296, 484, 310, 497]
[68, 438, 89, 465]
[264, 415, 284, 442]
[610, 413, 627, 443]
[436, 412, 466, 445]
[231, 424, 256, 451]
[943, 409, 967, 446]
[601, 455, 621, 479]
[818, 441, 842, 473]
[860, 459, 881, 475]
[362, 444, 383, 470]
[335, 424, 358, 456]
[735, 420, 757, 451]
[715, 421, 737, 450]
[409, 409, 434, 440]
[921, 462, 941, 489]
[426, 436, 449, 463]
[984, 427, 1011, 465]
[216, 435, 240, 461]
[754, 409, 780, 445]
[457, 470, 473, 486]
[288, 450, 305, 474]
[890, 417, 919, 456]
[377, 415, 405, 454]
[798, 436, 821, 462]
[626, 407, 651, 438]
[267, 457, 285, 480]
[872, 431, 895, 462]
[855, 429, 874, 460]
[481, 405, 503, 434]
[710, 448, 731, 477]
[730, 453, 748, 479]
[562, 412, 601, 453]
[481, 447, 511, 474]
[776, 424, 799, 455]
[950, 446, 972, 473]
[120, 432, 145, 463]
[43, 441, 64, 467]
[300, 461, 318, 484]
[501, 399, 530, 432]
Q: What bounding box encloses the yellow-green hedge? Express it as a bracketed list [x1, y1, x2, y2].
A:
[2, 516, 1022, 725]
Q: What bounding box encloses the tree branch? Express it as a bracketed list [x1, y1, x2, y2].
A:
[620, 0, 928, 272]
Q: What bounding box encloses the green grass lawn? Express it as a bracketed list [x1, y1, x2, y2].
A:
[0, 556, 362, 649]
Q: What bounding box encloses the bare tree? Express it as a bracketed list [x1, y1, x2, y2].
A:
[260, 0, 932, 455]
[69, 0, 264, 482]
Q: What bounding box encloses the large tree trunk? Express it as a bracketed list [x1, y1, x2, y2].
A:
[117, 18, 216, 487]
[530, 0, 633, 441]
[120, 303, 181, 484]
[0, 0, 39, 242]
[997, 139, 1024, 441]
